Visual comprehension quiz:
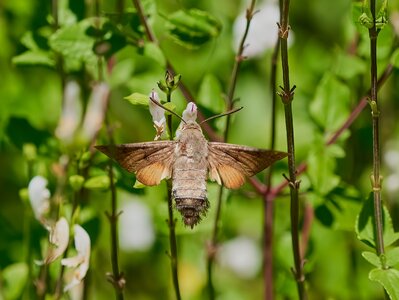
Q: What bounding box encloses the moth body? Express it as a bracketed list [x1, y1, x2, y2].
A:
[172, 122, 209, 227]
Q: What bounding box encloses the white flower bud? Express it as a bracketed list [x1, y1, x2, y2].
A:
[28, 176, 50, 222]
[55, 81, 82, 143]
[149, 90, 167, 140]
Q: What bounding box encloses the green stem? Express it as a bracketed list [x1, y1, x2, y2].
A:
[166, 89, 181, 300]
[368, 0, 385, 258]
[278, 0, 306, 298]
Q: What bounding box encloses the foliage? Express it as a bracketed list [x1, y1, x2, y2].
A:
[1, 0, 399, 299]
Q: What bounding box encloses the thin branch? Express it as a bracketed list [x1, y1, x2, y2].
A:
[368, 0, 385, 258]
[165, 85, 182, 300]
[278, 0, 307, 298]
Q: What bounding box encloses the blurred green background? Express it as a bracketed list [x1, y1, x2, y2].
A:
[1, 0, 399, 299]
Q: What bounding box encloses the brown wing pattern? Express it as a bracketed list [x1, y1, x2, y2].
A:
[95, 141, 176, 186]
[208, 142, 287, 189]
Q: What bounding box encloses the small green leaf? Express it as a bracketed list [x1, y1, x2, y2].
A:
[49, 19, 97, 72]
[166, 9, 222, 49]
[142, 42, 166, 67]
[362, 251, 381, 267]
[2, 263, 28, 300]
[307, 136, 341, 195]
[310, 73, 350, 132]
[334, 52, 366, 80]
[369, 268, 399, 300]
[69, 175, 85, 191]
[12, 50, 55, 67]
[163, 102, 176, 115]
[124, 92, 149, 106]
[386, 248, 399, 268]
[356, 194, 399, 248]
[133, 179, 146, 189]
[84, 175, 111, 190]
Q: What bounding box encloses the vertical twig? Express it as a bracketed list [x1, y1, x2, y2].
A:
[165, 75, 182, 300]
[91, 0, 125, 298]
[278, 0, 306, 299]
[207, 1, 257, 299]
[368, 0, 385, 258]
[263, 36, 280, 300]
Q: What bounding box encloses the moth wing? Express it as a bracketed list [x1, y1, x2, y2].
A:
[208, 142, 287, 189]
[95, 141, 176, 186]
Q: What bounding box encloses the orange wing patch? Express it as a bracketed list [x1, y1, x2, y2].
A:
[136, 162, 171, 186]
[217, 164, 246, 189]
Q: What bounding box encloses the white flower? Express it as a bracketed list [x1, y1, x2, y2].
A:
[61, 225, 91, 292]
[55, 81, 82, 143]
[149, 90, 167, 140]
[82, 83, 109, 142]
[175, 102, 197, 138]
[218, 236, 261, 279]
[44, 217, 70, 264]
[233, 1, 288, 58]
[119, 200, 155, 251]
[28, 176, 50, 222]
[182, 102, 197, 122]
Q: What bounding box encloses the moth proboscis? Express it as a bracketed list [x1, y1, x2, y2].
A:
[96, 104, 287, 228]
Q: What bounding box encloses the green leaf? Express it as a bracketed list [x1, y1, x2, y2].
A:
[133, 179, 146, 189]
[390, 48, 399, 69]
[307, 137, 341, 195]
[142, 42, 166, 67]
[2, 263, 28, 300]
[12, 50, 55, 67]
[84, 175, 111, 190]
[333, 52, 366, 80]
[163, 102, 177, 115]
[386, 248, 399, 268]
[362, 251, 381, 267]
[166, 9, 222, 49]
[124, 92, 149, 106]
[197, 73, 225, 113]
[310, 73, 351, 132]
[356, 194, 399, 248]
[49, 19, 97, 72]
[369, 268, 399, 300]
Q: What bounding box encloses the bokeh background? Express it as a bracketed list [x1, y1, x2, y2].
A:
[1, 0, 399, 299]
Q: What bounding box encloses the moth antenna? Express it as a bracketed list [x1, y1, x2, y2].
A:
[200, 106, 243, 124]
[149, 96, 186, 124]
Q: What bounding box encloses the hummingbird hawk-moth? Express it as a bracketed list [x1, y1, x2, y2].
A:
[96, 103, 287, 228]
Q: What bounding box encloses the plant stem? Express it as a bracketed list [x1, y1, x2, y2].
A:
[263, 36, 280, 300]
[368, 0, 385, 258]
[167, 181, 181, 300]
[278, 0, 306, 299]
[206, 1, 257, 299]
[165, 88, 182, 300]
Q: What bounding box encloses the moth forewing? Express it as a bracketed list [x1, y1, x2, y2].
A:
[95, 141, 175, 186]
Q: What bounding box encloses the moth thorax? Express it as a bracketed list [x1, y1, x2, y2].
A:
[174, 197, 210, 228]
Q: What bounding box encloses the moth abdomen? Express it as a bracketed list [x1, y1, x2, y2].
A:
[174, 197, 210, 228]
